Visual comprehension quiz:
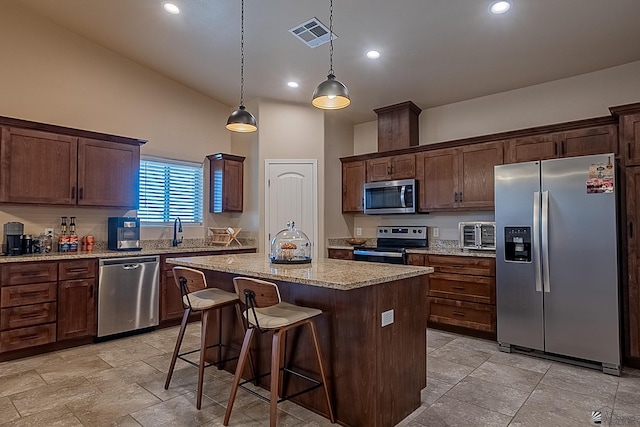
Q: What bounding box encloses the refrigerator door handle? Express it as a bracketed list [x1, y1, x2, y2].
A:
[541, 190, 551, 293]
[533, 191, 542, 292]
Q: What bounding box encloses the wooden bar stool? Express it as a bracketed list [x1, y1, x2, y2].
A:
[223, 277, 334, 427]
[164, 266, 247, 409]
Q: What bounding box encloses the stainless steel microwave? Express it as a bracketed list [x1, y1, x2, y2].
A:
[364, 179, 416, 215]
[459, 222, 496, 250]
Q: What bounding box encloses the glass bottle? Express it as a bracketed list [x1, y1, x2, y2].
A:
[59, 217, 69, 252]
[69, 217, 78, 252]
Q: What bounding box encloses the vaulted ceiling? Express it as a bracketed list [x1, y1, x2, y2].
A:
[10, 0, 640, 123]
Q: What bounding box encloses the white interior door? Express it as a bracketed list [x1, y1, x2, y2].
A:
[265, 160, 317, 260]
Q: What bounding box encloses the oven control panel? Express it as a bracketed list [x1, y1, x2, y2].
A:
[376, 226, 427, 239]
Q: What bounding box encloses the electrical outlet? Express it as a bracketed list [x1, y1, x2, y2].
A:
[381, 309, 394, 327]
[44, 228, 54, 236]
[432, 227, 440, 238]
[356, 227, 362, 236]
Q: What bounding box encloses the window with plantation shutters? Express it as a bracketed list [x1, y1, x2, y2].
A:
[138, 158, 203, 224]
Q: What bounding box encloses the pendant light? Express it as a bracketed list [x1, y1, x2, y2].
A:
[312, 0, 350, 110]
[226, 0, 257, 132]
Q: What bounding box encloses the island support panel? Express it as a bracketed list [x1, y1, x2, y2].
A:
[202, 270, 427, 427]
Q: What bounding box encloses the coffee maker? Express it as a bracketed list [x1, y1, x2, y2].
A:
[108, 217, 142, 251]
[4, 222, 24, 256]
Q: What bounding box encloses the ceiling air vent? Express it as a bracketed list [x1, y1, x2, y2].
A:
[288, 18, 336, 48]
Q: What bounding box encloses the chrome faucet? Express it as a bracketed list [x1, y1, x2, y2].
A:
[172, 217, 183, 247]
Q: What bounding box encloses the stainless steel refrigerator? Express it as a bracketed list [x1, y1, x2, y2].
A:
[495, 153, 620, 375]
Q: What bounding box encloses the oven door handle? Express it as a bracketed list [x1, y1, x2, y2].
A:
[353, 250, 404, 258]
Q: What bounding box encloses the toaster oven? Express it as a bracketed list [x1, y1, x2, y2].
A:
[459, 222, 496, 251]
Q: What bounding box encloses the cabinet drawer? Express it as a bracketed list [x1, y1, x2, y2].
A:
[428, 297, 496, 333]
[1, 303, 57, 330]
[59, 259, 97, 280]
[428, 273, 495, 304]
[0, 282, 57, 308]
[327, 249, 353, 260]
[0, 323, 56, 352]
[1, 263, 58, 286]
[427, 255, 495, 277]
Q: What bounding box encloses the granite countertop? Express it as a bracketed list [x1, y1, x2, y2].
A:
[168, 253, 433, 290]
[0, 243, 257, 264]
[328, 245, 496, 258]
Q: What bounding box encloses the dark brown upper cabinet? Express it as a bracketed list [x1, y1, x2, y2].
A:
[374, 101, 421, 152]
[208, 153, 245, 213]
[505, 125, 617, 164]
[0, 126, 141, 208]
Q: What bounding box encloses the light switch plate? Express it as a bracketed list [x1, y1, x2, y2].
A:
[381, 309, 394, 327]
[356, 227, 362, 236]
[432, 227, 440, 238]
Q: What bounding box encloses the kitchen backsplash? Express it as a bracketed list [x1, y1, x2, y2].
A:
[328, 237, 459, 249]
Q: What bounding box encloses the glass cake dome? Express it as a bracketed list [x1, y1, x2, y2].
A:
[270, 221, 312, 264]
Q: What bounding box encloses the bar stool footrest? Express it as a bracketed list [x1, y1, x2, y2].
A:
[177, 343, 241, 370]
[237, 367, 324, 404]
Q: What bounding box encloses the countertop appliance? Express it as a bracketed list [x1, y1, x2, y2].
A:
[3, 222, 24, 256]
[353, 226, 427, 264]
[108, 217, 142, 251]
[459, 222, 496, 250]
[495, 153, 620, 375]
[364, 179, 416, 215]
[97, 255, 160, 338]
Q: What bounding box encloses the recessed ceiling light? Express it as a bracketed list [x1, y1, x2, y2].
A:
[489, 1, 512, 14]
[163, 2, 180, 15]
[366, 50, 381, 59]
[287, 81, 299, 88]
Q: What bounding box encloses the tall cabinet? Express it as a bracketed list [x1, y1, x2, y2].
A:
[617, 104, 640, 367]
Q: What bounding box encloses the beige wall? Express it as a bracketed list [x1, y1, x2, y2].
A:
[422, 60, 640, 144]
[252, 99, 326, 254]
[0, 2, 233, 242]
[324, 113, 355, 244]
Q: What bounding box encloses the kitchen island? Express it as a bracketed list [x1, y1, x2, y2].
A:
[168, 253, 433, 427]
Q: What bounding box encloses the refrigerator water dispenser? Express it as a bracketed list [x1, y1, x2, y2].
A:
[504, 227, 531, 262]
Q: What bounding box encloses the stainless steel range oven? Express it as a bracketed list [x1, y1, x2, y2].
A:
[353, 226, 428, 264]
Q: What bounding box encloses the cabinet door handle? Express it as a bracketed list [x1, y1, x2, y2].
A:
[79, 187, 84, 200]
[561, 141, 565, 155]
[20, 312, 42, 319]
[454, 192, 458, 202]
[71, 186, 76, 199]
[630, 222, 634, 239]
[19, 334, 40, 341]
[451, 286, 465, 290]
[459, 192, 463, 202]
[554, 142, 558, 156]
[452, 311, 466, 317]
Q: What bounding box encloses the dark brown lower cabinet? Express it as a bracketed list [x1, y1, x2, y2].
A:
[327, 248, 353, 260]
[161, 268, 185, 322]
[57, 279, 96, 340]
[409, 253, 496, 339]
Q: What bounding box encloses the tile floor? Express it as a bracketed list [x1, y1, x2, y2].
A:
[0, 326, 639, 426]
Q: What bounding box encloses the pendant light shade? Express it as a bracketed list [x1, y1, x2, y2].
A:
[227, 0, 257, 132]
[312, 73, 350, 109]
[312, 0, 350, 110]
[226, 105, 257, 132]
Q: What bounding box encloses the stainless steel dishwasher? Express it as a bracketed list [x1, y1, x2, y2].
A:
[98, 256, 160, 338]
